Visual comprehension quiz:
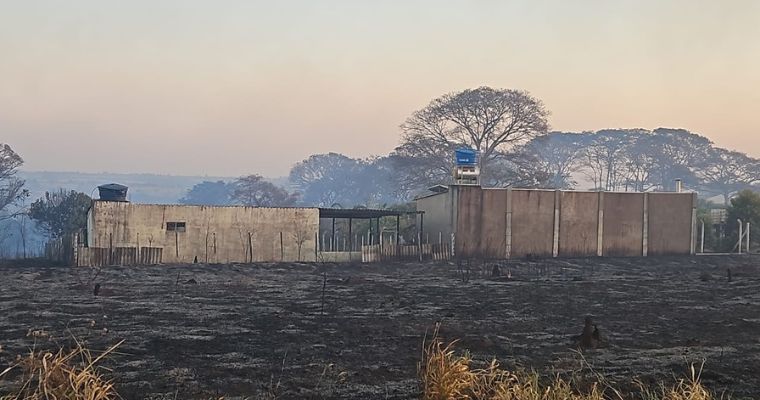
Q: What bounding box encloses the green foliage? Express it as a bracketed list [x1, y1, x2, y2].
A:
[695, 199, 724, 251]
[179, 180, 233, 205]
[726, 189, 760, 251]
[29, 189, 92, 238]
[231, 174, 298, 207]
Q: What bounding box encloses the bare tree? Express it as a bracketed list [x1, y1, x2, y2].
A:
[514, 132, 588, 189]
[0, 144, 28, 220]
[400, 87, 550, 181]
[580, 130, 633, 191]
[231, 175, 298, 207]
[619, 133, 659, 192]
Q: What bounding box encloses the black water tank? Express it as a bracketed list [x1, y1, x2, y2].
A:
[97, 183, 129, 202]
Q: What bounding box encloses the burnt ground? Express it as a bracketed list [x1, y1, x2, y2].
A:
[0, 256, 759, 399]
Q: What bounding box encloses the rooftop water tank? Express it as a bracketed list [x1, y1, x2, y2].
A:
[455, 148, 477, 166]
[97, 183, 128, 202]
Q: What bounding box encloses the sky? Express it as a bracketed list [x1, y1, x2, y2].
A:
[1, 0, 759, 177]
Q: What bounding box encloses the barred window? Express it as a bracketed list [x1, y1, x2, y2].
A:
[166, 222, 186, 232]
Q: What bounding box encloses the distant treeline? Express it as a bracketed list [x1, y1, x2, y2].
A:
[182, 87, 759, 209]
[182, 128, 759, 209]
[2, 86, 759, 259]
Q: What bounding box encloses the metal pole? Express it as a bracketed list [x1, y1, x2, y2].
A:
[419, 212, 424, 244]
[747, 222, 751, 254]
[331, 218, 336, 252]
[700, 220, 705, 254]
[738, 219, 743, 254]
[396, 215, 400, 246]
[348, 218, 353, 252]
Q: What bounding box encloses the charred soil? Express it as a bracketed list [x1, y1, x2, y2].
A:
[0, 256, 758, 399]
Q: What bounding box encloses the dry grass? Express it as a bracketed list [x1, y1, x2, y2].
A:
[0, 338, 124, 400]
[0, 328, 723, 400]
[419, 326, 720, 400]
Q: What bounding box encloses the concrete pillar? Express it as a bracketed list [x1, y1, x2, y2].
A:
[552, 190, 560, 258]
[596, 192, 604, 257]
[643, 193, 649, 257]
[348, 218, 353, 252]
[505, 188, 513, 259]
[690, 193, 698, 255]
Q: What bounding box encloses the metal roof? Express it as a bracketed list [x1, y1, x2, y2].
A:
[318, 208, 418, 219]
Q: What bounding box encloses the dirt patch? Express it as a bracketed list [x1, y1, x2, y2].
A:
[0, 256, 758, 399]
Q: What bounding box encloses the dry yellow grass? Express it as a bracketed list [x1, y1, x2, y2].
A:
[0, 338, 124, 400]
[0, 329, 722, 400]
[419, 327, 719, 400]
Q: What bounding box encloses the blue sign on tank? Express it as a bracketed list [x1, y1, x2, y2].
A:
[455, 148, 477, 165]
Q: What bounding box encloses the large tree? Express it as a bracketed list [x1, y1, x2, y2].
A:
[514, 132, 589, 189]
[0, 144, 28, 219]
[697, 148, 760, 205]
[289, 153, 365, 207]
[179, 180, 233, 205]
[231, 175, 298, 207]
[29, 189, 92, 238]
[289, 153, 405, 207]
[399, 86, 550, 184]
[646, 128, 713, 191]
[580, 130, 636, 191]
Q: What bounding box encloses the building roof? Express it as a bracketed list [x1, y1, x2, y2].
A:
[318, 208, 417, 219]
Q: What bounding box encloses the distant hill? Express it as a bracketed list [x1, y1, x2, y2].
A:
[19, 171, 237, 204]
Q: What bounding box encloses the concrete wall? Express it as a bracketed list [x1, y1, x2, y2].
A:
[602, 192, 644, 257]
[559, 191, 599, 257]
[416, 185, 696, 259]
[648, 193, 696, 256]
[87, 202, 320, 263]
[510, 189, 555, 257]
[415, 190, 455, 242]
[454, 186, 509, 258]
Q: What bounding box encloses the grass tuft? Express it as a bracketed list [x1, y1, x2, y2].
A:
[419, 325, 720, 400]
[0, 338, 124, 400]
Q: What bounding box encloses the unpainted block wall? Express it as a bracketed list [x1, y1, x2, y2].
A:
[87, 202, 320, 263]
[422, 186, 696, 259]
[559, 192, 599, 257]
[648, 193, 694, 255]
[602, 193, 644, 257]
[510, 190, 555, 257]
[415, 191, 455, 243]
[453, 187, 510, 258]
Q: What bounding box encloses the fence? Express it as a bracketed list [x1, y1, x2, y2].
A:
[73, 246, 163, 267]
[360, 242, 451, 263]
[44, 235, 76, 264]
[44, 236, 164, 267]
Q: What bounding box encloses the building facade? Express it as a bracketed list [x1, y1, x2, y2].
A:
[86, 201, 320, 264]
[416, 185, 697, 259]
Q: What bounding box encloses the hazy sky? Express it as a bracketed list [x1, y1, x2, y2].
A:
[2, 0, 759, 177]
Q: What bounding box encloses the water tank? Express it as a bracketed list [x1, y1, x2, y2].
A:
[455, 148, 477, 166]
[97, 183, 129, 202]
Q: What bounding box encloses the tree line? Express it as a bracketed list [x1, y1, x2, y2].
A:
[1, 86, 758, 255]
[183, 87, 759, 208]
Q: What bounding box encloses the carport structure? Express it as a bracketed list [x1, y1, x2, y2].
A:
[318, 208, 424, 251]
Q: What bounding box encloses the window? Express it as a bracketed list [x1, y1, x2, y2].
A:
[166, 222, 186, 232]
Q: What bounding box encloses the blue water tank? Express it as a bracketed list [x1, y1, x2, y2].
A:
[455, 148, 477, 166]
